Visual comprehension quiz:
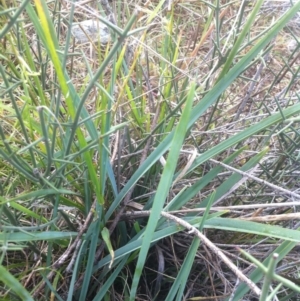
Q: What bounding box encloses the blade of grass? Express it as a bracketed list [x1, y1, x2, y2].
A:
[197, 147, 270, 208]
[91, 256, 130, 301]
[162, 146, 247, 213]
[78, 220, 102, 300]
[205, 0, 265, 127]
[94, 213, 224, 271]
[0, 0, 31, 39]
[0, 231, 78, 242]
[228, 239, 299, 300]
[67, 241, 86, 301]
[239, 248, 300, 295]
[0, 188, 77, 204]
[129, 82, 196, 300]
[165, 145, 268, 299]
[206, 218, 300, 242]
[167, 192, 216, 301]
[0, 265, 34, 301]
[95, 213, 300, 273]
[218, 0, 265, 80]
[260, 253, 279, 301]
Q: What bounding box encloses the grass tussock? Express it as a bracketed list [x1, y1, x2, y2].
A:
[1, 0, 300, 300]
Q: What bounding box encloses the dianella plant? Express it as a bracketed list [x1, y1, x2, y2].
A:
[1, 0, 300, 300]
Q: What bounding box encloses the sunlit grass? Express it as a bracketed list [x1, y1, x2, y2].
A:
[1, 0, 300, 300]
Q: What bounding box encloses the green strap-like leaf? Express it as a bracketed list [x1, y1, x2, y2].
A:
[129, 82, 196, 300]
[0, 265, 34, 301]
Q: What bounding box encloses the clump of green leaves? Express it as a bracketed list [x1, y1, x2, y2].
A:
[1, 0, 300, 300]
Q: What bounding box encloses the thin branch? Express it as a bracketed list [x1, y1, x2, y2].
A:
[209, 158, 300, 200]
[160, 211, 261, 296]
[33, 201, 96, 297]
[119, 201, 300, 221]
[240, 212, 300, 222]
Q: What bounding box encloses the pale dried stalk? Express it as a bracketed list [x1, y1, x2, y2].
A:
[209, 158, 300, 200]
[33, 201, 96, 297]
[240, 212, 300, 222]
[173, 146, 198, 185]
[212, 166, 258, 206]
[169, 201, 300, 212]
[160, 211, 261, 296]
[122, 201, 300, 220]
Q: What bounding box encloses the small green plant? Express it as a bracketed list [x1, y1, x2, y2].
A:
[1, 0, 300, 300]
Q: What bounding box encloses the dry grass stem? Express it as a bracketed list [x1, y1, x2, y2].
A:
[33, 201, 97, 298]
[240, 212, 300, 222]
[160, 211, 262, 296]
[209, 159, 300, 200]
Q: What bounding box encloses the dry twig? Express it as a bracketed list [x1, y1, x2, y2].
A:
[209, 158, 300, 200]
[33, 201, 96, 298]
[160, 211, 261, 296]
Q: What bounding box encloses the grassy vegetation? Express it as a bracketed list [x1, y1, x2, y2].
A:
[1, 0, 300, 300]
